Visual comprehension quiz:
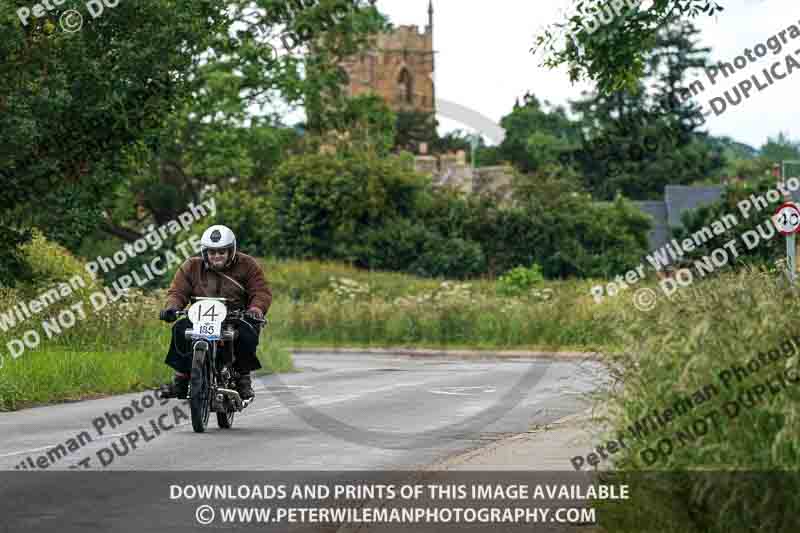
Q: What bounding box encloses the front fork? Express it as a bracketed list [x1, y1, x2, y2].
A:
[185, 337, 211, 401]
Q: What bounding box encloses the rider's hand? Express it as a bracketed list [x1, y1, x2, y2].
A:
[245, 308, 263, 321]
[159, 308, 179, 323]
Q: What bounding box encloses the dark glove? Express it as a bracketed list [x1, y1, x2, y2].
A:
[244, 308, 264, 321]
[159, 308, 179, 323]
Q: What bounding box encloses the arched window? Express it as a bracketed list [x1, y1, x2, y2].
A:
[397, 68, 413, 104]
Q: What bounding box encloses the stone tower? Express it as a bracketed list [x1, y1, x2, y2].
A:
[339, 0, 436, 114]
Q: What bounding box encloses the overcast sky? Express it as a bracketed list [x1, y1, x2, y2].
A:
[373, 0, 799, 149]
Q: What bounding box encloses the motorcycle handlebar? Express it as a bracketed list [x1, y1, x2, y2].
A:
[170, 309, 267, 325]
[229, 310, 268, 324]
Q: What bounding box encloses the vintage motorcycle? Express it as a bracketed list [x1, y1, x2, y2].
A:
[161, 297, 266, 433]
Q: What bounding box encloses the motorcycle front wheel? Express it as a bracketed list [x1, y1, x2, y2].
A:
[190, 344, 211, 433]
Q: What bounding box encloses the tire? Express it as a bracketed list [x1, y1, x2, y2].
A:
[190, 345, 211, 433]
[217, 410, 235, 429]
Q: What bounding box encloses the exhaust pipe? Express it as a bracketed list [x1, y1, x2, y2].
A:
[216, 388, 244, 410]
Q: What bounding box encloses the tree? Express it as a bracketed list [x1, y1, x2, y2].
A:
[496, 93, 581, 174]
[394, 110, 438, 152]
[262, 151, 428, 261]
[315, 94, 397, 156]
[431, 129, 473, 155]
[302, 1, 390, 135]
[0, 0, 387, 285]
[533, 0, 725, 92]
[127, 0, 387, 230]
[701, 135, 768, 183]
[570, 19, 725, 199]
[0, 0, 232, 283]
[761, 132, 800, 163]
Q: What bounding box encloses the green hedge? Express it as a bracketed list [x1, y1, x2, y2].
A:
[217, 151, 650, 280]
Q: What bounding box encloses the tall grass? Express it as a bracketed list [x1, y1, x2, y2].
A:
[264, 258, 623, 350]
[594, 267, 800, 532]
[0, 257, 622, 410]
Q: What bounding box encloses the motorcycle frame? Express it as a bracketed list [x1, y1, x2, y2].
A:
[184, 321, 245, 413]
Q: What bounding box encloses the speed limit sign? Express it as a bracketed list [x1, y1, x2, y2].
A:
[774, 202, 800, 235]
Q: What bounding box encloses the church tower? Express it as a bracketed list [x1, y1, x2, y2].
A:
[339, 1, 436, 115]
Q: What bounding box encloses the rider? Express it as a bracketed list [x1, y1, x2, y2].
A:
[158, 224, 272, 401]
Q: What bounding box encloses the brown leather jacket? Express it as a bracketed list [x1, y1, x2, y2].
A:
[165, 252, 272, 314]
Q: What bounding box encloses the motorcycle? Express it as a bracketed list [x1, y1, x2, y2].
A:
[160, 297, 267, 433]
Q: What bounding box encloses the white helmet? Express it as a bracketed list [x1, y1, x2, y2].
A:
[200, 225, 237, 270]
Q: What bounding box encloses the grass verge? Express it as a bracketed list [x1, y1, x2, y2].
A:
[592, 267, 800, 532]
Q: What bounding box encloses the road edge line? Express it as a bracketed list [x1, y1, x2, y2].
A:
[291, 347, 601, 360]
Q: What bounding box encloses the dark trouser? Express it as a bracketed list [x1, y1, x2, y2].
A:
[164, 317, 263, 375]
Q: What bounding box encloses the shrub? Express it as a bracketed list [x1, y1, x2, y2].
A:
[17, 230, 94, 290]
[496, 264, 544, 296]
[509, 175, 652, 278]
[218, 149, 650, 282]
[262, 151, 427, 261]
[362, 218, 486, 279]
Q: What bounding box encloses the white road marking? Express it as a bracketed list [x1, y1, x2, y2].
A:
[0, 445, 54, 459]
[237, 381, 437, 421]
[428, 385, 496, 396]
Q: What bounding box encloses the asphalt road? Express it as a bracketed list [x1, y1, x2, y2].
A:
[0, 352, 600, 471]
[0, 352, 602, 533]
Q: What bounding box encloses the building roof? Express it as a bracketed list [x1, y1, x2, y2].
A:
[664, 185, 725, 227]
[634, 185, 725, 254]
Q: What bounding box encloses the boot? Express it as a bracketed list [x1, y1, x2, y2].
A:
[235, 372, 254, 401]
[159, 372, 189, 399]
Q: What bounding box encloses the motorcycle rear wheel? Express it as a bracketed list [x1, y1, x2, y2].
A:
[190, 345, 211, 433]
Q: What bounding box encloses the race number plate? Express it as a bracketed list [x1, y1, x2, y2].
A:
[187, 299, 227, 339]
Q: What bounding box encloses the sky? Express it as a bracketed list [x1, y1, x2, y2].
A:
[372, 0, 800, 149]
